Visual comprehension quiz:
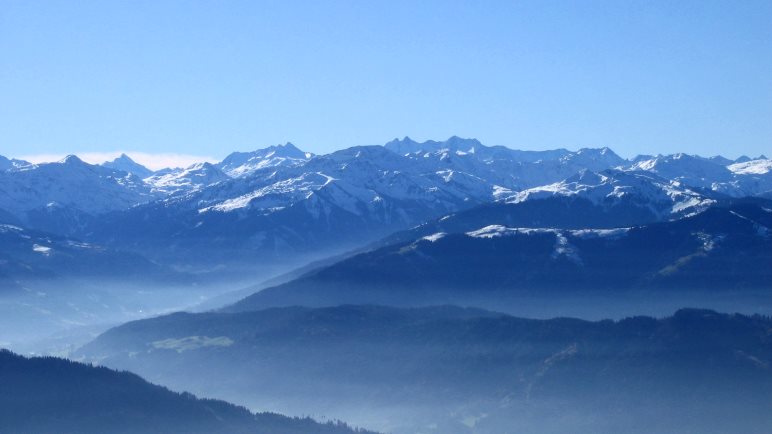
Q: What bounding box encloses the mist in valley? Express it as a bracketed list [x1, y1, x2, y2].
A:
[0, 275, 272, 355]
[3, 1, 772, 432]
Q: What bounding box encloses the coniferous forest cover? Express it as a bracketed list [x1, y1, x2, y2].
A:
[2, 2, 771, 433]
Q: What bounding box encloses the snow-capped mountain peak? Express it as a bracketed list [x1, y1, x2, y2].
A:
[0, 155, 34, 172]
[102, 153, 154, 178]
[59, 154, 86, 165]
[217, 142, 313, 178]
[0, 155, 155, 220]
[559, 147, 626, 169]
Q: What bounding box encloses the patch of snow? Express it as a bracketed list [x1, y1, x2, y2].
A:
[437, 170, 456, 183]
[569, 228, 630, 239]
[727, 159, 772, 175]
[466, 225, 556, 239]
[421, 232, 447, 242]
[200, 172, 334, 213]
[551, 233, 582, 264]
[492, 185, 514, 200]
[65, 241, 94, 249]
[32, 244, 52, 254]
[466, 225, 518, 238]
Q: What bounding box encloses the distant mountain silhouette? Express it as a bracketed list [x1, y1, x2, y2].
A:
[101, 153, 153, 178]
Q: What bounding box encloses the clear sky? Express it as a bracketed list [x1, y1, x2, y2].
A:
[1, 0, 770, 166]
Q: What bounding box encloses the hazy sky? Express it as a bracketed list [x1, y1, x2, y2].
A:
[1, 0, 770, 165]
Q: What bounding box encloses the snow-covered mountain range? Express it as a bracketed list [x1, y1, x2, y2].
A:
[2, 137, 770, 362]
[0, 155, 154, 215]
[505, 169, 718, 220]
[1, 137, 769, 274]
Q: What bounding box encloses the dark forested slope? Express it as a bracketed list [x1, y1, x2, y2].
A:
[0, 349, 374, 434]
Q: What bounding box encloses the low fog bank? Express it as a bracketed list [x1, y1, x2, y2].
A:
[0, 276, 271, 355]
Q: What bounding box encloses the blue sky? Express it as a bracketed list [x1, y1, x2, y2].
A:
[1, 0, 770, 166]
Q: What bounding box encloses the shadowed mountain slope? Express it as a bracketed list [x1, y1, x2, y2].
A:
[227, 202, 772, 317]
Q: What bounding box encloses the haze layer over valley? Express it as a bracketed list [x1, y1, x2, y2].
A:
[4, 1, 771, 431]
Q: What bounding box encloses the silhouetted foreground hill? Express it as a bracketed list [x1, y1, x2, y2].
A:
[78, 306, 772, 433]
[0, 349, 375, 434]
